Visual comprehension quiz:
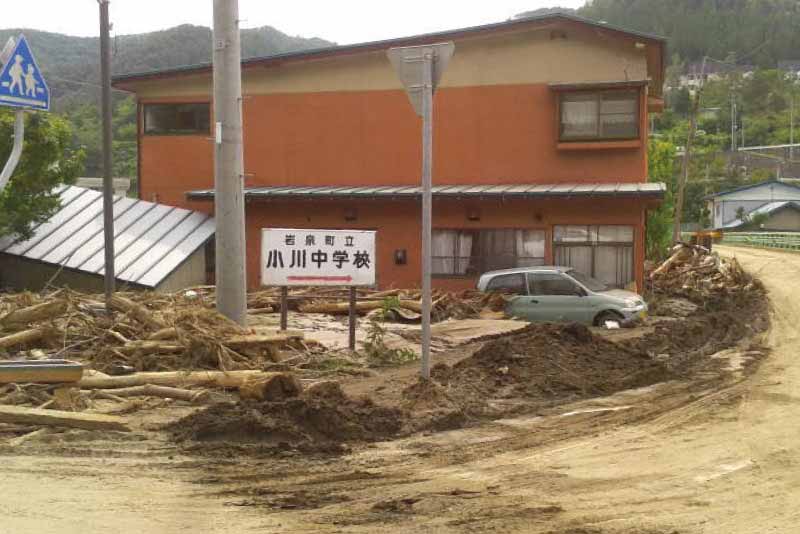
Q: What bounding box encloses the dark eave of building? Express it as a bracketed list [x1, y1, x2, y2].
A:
[187, 182, 666, 202]
[112, 12, 666, 92]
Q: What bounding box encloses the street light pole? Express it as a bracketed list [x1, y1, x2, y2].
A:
[212, 0, 247, 325]
[99, 0, 115, 305]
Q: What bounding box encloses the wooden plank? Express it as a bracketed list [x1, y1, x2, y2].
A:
[0, 405, 130, 432]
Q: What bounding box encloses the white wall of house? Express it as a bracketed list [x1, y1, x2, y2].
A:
[711, 182, 800, 228]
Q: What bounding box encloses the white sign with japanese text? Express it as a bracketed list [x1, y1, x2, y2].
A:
[261, 228, 376, 286]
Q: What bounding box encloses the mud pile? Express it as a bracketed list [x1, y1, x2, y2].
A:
[411, 323, 672, 418]
[168, 381, 405, 451]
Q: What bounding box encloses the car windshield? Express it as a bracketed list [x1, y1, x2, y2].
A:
[566, 270, 609, 292]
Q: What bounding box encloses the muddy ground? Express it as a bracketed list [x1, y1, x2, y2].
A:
[0, 252, 776, 533]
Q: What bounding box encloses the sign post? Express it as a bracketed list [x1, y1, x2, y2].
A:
[262, 229, 377, 350]
[0, 34, 50, 191]
[388, 43, 454, 379]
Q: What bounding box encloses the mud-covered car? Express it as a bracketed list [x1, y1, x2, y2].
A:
[476, 266, 647, 326]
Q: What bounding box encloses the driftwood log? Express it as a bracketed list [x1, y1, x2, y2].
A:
[0, 327, 53, 350]
[0, 300, 67, 328]
[299, 299, 425, 315]
[0, 405, 130, 432]
[108, 295, 167, 330]
[78, 370, 290, 390]
[93, 384, 210, 403]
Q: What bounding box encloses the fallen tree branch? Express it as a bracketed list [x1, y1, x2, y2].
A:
[92, 384, 210, 404]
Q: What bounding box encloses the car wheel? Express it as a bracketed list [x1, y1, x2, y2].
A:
[594, 310, 624, 327]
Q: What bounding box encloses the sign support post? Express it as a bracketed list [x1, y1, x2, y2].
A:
[0, 110, 23, 190]
[0, 34, 50, 191]
[280, 286, 288, 331]
[388, 43, 454, 380]
[348, 286, 357, 351]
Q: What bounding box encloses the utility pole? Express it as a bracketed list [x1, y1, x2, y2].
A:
[674, 57, 706, 243]
[730, 92, 737, 152]
[419, 50, 433, 380]
[212, 0, 247, 325]
[791, 94, 795, 161]
[99, 0, 115, 305]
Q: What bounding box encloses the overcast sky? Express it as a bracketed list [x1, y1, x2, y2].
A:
[4, 1, 586, 43]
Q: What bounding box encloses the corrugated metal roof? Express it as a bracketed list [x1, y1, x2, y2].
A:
[0, 186, 215, 289]
[188, 182, 666, 200]
[721, 201, 800, 229]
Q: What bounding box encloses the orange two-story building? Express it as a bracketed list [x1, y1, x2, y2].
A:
[113, 13, 666, 292]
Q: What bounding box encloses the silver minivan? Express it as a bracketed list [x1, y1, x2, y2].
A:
[477, 266, 647, 326]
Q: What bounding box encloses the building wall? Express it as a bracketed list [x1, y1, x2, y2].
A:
[763, 209, 800, 231]
[713, 182, 800, 227]
[241, 196, 647, 292]
[136, 24, 652, 209]
[0, 250, 207, 294]
[155, 245, 208, 293]
[128, 23, 649, 99]
[715, 200, 767, 227]
[0, 256, 107, 293]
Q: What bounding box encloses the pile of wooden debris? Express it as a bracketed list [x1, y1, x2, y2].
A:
[649, 243, 762, 304]
[0, 290, 303, 374]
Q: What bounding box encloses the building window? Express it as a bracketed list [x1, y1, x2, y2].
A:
[559, 90, 639, 141]
[143, 103, 211, 135]
[485, 273, 527, 294]
[432, 229, 545, 276]
[553, 225, 634, 288]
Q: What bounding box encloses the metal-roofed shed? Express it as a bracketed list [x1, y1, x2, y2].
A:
[0, 186, 215, 293]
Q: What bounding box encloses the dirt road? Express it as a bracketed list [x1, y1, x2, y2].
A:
[1, 244, 797, 533]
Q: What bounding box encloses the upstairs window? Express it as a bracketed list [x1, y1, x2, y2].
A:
[143, 103, 211, 135]
[559, 90, 639, 141]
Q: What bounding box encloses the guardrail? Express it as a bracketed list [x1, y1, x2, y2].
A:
[721, 231, 800, 251]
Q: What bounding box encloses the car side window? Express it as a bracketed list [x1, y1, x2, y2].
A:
[530, 273, 582, 296]
[486, 273, 527, 295]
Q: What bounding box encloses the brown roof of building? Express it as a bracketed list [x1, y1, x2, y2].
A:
[113, 12, 666, 97]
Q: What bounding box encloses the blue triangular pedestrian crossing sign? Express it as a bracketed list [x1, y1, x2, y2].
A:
[0, 35, 50, 111]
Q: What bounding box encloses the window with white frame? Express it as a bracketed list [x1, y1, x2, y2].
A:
[553, 225, 635, 288]
[144, 103, 211, 135]
[432, 229, 545, 276]
[560, 90, 640, 141]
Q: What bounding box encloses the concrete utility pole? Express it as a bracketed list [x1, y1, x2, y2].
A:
[419, 50, 433, 380]
[791, 95, 795, 161]
[730, 92, 737, 152]
[212, 0, 247, 325]
[99, 0, 115, 305]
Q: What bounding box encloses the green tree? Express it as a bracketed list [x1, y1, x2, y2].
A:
[646, 139, 676, 260]
[0, 110, 85, 240]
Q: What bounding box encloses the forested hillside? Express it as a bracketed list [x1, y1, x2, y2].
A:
[0, 25, 331, 111]
[520, 0, 800, 67]
[0, 25, 331, 176]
